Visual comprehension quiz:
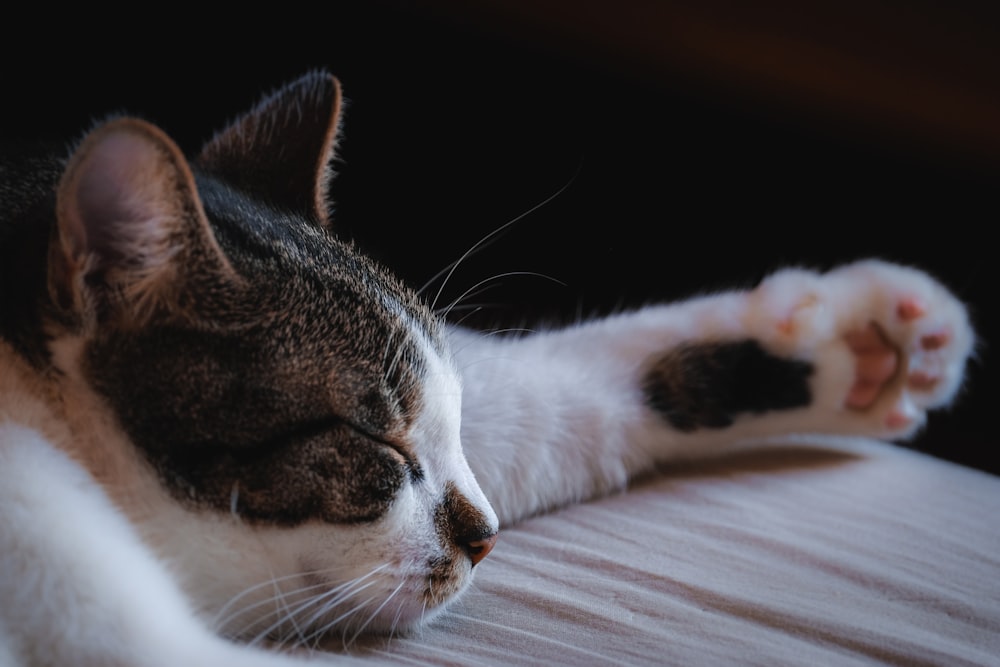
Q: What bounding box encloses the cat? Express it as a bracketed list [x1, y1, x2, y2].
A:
[0, 69, 975, 667]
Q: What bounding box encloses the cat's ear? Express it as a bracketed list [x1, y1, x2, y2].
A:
[196, 70, 343, 227]
[50, 117, 235, 327]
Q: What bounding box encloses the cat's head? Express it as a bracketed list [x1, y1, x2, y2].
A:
[45, 70, 498, 641]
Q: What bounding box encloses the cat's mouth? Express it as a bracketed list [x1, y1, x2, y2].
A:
[424, 554, 473, 607]
[214, 556, 473, 645]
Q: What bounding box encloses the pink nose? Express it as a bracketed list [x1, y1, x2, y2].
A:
[465, 532, 498, 566]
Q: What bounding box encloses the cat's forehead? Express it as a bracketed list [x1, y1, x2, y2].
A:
[196, 176, 445, 351]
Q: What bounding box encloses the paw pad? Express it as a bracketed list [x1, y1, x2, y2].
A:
[885, 407, 915, 430]
[884, 392, 922, 430]
[907, 370, 939, 390]
[896, 297, 926, 322]
[844, 323, 899, 410]
[775, 295, 820, 337]
[920, 329, 951, 350]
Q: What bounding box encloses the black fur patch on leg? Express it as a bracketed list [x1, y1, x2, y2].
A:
[643, 340, 813, 432]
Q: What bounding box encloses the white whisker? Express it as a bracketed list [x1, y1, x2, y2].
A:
[439, 271, 566, 322]
[435, 281, 508, 314]
[383, 330, 409, 383]
[379, 327, 397, 375]
[305, 592, 383, 649]
[345, 579, 407, 648]
[422, 169, 579, 311]
[268, 563, 308, 649]
[480, 327, 538, 338]
[214, 563, 391, 643]
[387, 596, 406, 643]
[229, 481, 240, 518]
[287, 570, 389, 647]
[212, 569, 319, 634]
[448, 305, 485, 328]
[282, 567, 393, 647]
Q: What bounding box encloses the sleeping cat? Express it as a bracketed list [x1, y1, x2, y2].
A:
[0, 70, 975, 666]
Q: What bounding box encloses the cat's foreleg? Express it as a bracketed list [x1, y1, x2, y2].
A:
[452, 259, 974, 524]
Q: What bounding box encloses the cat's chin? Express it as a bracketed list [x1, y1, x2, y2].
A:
[215, 565, 472, 646]
[345, 583, 465, 638]
[302, 560, 473, 638]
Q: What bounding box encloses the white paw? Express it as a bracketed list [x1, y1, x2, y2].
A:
[749, 259, 975, 439]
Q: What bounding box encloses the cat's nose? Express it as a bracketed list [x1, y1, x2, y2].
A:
[463, 531, 498, 567]
[438, 482, 499, 566]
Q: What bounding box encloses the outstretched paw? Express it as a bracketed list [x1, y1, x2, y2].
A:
[754, 260, 975, 439]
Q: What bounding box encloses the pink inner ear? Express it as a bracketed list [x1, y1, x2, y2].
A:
[53, 117, 222, 321]
[66, 128, 169, 265]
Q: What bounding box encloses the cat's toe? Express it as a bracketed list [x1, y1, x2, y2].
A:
[901, 319, 968, 410]
[883, 394, 923, 432]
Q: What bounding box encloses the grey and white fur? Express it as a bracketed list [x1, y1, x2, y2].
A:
[0, 71, 975, 666]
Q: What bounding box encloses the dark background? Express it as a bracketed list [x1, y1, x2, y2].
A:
[4, 2, 997, 474]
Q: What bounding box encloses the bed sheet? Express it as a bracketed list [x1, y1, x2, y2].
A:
[318, 438, 1000, 666]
